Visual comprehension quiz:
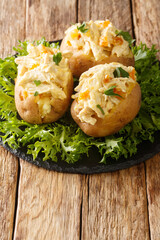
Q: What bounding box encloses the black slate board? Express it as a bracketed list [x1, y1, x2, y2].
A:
[0, 40, 160, 174]
[1, 131, 160, 174]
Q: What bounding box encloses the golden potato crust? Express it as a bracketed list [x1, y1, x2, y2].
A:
[15, 76, 73, 124]
[71, 83, 141, 137]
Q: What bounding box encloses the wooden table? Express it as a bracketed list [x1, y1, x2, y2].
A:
[0, 0, 160, 239]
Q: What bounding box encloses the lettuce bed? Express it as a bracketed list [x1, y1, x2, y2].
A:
[0, 38, 160, 165]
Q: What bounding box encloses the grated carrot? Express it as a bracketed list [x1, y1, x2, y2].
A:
[114, 88, 125, 99]
[129, 69, 136, 80]
[103, 75, 111, 83]
[102, 20, 110, 28]
[113, 36, 123, 45]
[67, 41, 72, 46]
[99, 35, 108, 47]
[78, 46, 83, 50]
[40, 45, 53, 54]
[79, 90, 90, 100]
[23, 90, 28, 99]
[77, 33, 81, 40]
[29, 63, 39, 70]
[19, 92, 24, 101]
[71, 29, 79, 39]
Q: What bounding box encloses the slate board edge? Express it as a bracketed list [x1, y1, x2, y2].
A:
[1, 139, 160, 174]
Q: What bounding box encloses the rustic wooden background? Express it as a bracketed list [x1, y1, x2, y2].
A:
[0, 0, 160, 239]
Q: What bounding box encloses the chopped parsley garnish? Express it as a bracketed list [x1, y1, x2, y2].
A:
[113, 67, 129, 78]
[96, 104, 105, 115]
[77, 22, 89, 33]
[115, 30, 135, 47]
[34, 80, 41, 86]
[53, 52, 62, 65]
[104, 85, 123, 98]
[34, 91, 39, 96]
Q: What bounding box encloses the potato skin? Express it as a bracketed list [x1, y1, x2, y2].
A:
[61, 39, 134, 77]
[15, 76, 73, 124]
[71, 83, 141, 137]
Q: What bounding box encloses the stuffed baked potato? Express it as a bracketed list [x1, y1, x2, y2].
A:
[15, 43, 73, 124]
[61, 20, 134, 77]
[71, 63, 141, 137]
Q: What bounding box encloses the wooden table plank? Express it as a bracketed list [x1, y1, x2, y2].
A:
[14, 160, 84, 240]
[77, 0, 150, 239]
[133, 1, 160, 238]
[82, 165, 149, 240]
[132, 0, 160, 59]
[13, 1, 83, 239]
[0, 147, 18, 240]
[0, 0, 26, 58]
[0, 1, 26, 239]
[146, 155, 160, 240]
[78, 0, 133, 34]
[25, 0, 77, 41]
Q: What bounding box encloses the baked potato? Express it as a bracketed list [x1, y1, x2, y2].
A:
[71, 63, 141, 137]
[15, 43, 73, 124]
[61, 20, 134, 77]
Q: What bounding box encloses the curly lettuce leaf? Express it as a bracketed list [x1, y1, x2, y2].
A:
[0, 90, 16, 118]
[0, 56, 17, 79]
[13, 40, 29, 56]
[0, 38, 159, 164]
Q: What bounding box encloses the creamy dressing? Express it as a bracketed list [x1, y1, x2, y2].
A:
[72, 63, 136, 125]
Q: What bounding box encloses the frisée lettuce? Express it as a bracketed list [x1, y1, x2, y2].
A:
[0, 38, 159, 164]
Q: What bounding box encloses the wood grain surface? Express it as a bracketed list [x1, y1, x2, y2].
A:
[78, 0, 133, 34]
[0, 1, 25, 240]
[82, 165, 149, 240]
[146, 154, 160, 240]
[14, 0, 83, 239]
[0, 147, 18, 240]
[133, 1, 160, 239]
[0, 0, 160, 240]
[132, 0, 160, 59]
[0, 0, 26, 58]
[14, 160, 84, 240]
[26, 0, 77, 41]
